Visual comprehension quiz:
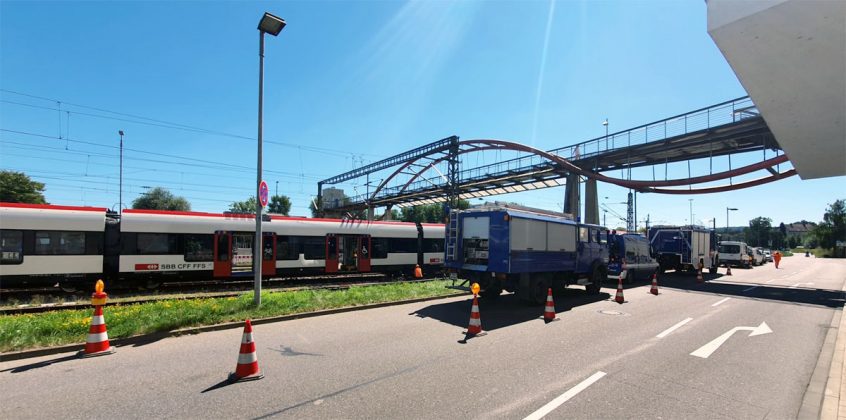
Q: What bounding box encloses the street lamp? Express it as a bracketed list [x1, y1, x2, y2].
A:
[727, 207, 738, 234]
[255, 11, 286, 307]
[118, 130, 124, 215]
[603, 119, 609, 149]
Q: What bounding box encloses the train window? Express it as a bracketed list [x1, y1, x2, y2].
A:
[137, 233, 178, 254]
[423, 238, 443, 253]
[217, 234, 229, 262]
[371, 238, 389, 259]
[184, 234, 213, 262]
[34, 231, 86, 255]
[1, 230, 23, 264]
[276, 236, 300, 260]
[390, 238, 417, 253]
[302, 237, 325, 260]
[597, 230, 607, 244]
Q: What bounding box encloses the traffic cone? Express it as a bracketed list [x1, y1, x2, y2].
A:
[79, 305, 115, 358]
[696, 268, 704, 283]
[229, 319, 264, 383]
[650, 274, 659, 295]
[726, 266, 732, 276]
[466, 295, 482, 335]
[543, 288, 557, 323]
[615, 275, 625, 304]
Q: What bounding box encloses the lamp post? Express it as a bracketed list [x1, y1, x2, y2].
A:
[727, 207, 738, 236]
[255, 11, 286, 307]
[118, 130, 124, 215]
[603, 119, 609, 149]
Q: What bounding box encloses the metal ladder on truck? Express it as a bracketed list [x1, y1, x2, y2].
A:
[445, 211, 464, 287]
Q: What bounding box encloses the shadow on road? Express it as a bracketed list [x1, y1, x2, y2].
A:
[651, 271, 845, 309]
[0, 354, 78, 373]
[410, 289, 610, 330]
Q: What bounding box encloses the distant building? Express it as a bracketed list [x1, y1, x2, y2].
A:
[323, 187, 345, 209]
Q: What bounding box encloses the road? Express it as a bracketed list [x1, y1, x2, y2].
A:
[1, 257, 844, 419]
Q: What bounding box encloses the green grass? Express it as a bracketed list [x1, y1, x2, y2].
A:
[0, 280, 463, 353]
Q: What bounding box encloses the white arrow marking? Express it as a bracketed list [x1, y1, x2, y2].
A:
[690, 322, 772, 359]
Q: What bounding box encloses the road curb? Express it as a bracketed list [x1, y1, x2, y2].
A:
[0, 292, 466, 363]
[819, 285, 846, 419]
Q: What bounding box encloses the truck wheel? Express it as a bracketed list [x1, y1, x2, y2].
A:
[625, 269, 635, 284]
[528, 278, 548, 306]
[586, 265, 604, 295]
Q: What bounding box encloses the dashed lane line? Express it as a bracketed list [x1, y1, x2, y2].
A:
[656, 317, 694, 338]
[712, 297, 731, 307]
[522, 371, 606, 420]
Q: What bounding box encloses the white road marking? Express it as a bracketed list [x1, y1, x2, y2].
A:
[656, 317, 694, 338]
[790, 282, 814, 289]
[690, 322, 773, 358]
[523, 371, 606, 420]
[712, 297, 731, 307]
[742, 285, 760, 292]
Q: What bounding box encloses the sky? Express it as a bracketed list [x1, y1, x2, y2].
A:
[1, 0, 843, 230]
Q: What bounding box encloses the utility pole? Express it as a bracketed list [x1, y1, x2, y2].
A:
[118, 130, 124, 215]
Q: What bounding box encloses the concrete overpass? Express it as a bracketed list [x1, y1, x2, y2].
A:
[707, 0, 846, 179]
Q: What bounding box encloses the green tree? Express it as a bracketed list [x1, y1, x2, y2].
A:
[0, 170, 47, 204]
[132, 187, 190, 211]
[267, 195, 291, 215]
[400, 200, 470, 223]
[813, 199, 846, 251]
[744, 217, 772, 247]
[229, 197, 258, 214]
[769, 229, 785, 250]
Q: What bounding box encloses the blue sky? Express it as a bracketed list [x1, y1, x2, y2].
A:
[1, 0, 842, 229]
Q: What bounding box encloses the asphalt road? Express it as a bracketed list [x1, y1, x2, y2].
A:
[1, 257, 844, 419]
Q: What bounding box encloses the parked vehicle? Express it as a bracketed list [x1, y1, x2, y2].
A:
[749, 247, 766, 266]
[607, 233, 659, 283]
[763, 249, 773, 262]
[718, 241, 752, 268]
[444, 207, 608, 305]
[647, 225, 720, 274]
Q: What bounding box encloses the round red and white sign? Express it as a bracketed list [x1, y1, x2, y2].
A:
[259, 180, 269, 207]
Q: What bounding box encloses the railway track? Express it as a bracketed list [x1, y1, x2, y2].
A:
[1, 273, 437, 315]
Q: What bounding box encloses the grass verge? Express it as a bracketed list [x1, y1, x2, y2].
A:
[0, 280, 462, 353]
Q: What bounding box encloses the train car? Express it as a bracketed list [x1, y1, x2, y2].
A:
[0, 203, 109, 289]
[119, 209, 444, 287]
[1, 203, 445, 290]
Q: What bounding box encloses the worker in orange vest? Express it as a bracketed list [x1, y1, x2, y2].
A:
[414, 264, 423, 278]
[773, 250, 782, 269]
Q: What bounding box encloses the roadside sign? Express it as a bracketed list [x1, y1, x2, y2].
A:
[259, 180, 269, 207]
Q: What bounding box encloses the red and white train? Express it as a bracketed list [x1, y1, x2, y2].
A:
[0, 203, 445, 289]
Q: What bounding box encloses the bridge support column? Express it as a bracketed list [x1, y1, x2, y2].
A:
[584, 178, 599, 225]
[563, 173, 581, 222]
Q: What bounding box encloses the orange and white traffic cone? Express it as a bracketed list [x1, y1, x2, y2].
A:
[79, 280, 115, 358]
[229, 319, 264, 383]
[726, 266, 732, 276]
[650, 274, 659, 295]
[615, 275, 625, 304]
[80, 305, 116, 357]
[466, 295, 482, 336]
[696, 268, 704, 283]
[543, 288, 557, 323]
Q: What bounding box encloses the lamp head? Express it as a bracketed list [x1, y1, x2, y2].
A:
[259, 12, 286, 36]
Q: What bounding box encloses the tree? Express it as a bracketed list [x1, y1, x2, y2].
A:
[267, 195, 291, 215]
[744, 217, 772, 247]
[131, 187, 190, 211]
[0, 170, 47, 204]
[813, 199, 846, 251]
[229, 197, 258, 214]
[400, 200, 470, 223]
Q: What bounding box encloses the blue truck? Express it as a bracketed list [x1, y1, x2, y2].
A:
[607, 233, 660, 283]
[647, 225, 720, 274]
[444, 207, 608, 305]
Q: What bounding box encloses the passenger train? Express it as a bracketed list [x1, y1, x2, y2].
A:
[0, 203, 445, 289]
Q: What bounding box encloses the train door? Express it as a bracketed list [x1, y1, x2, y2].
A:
[325, 234, 339, 273]
[213, 231, 232, 278]
[262, 232, 276, 277]
[231, 233, 254, 275]
[358, 235, 371, 272]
